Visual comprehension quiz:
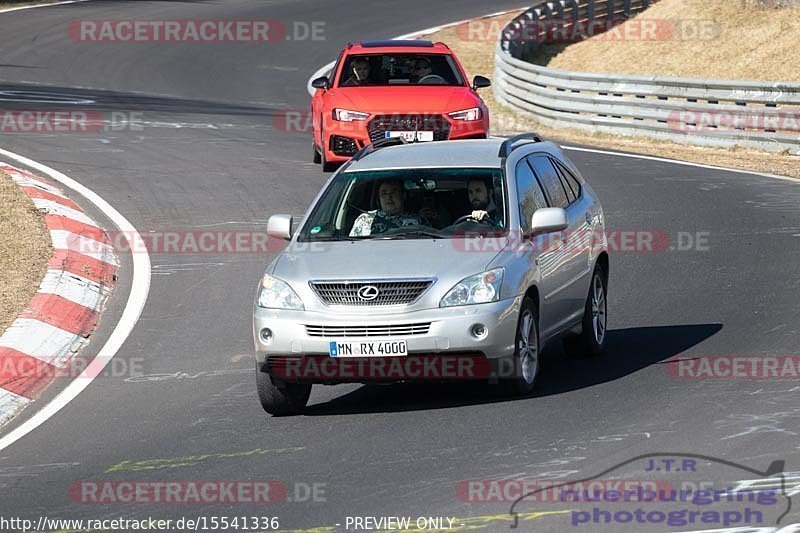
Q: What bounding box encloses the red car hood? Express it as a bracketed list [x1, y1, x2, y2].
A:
[328, 86, 481, 115]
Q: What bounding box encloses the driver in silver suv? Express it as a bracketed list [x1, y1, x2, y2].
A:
[254, 135, 609, 415]
[466, 177, 500, 225]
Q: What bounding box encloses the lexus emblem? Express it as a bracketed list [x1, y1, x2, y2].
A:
[357, 285, 380, 301]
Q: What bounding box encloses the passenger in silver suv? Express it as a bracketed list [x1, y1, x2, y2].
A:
[254, 134, 609, 415]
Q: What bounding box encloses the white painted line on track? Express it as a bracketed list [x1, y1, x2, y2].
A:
[0, 148, 151, 452]
[0, 0, 92, 14]
[492, 134, 800, 182]
[559, 144, 800, 183]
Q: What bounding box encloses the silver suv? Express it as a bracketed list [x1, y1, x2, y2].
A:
[253, 134, 609, 414]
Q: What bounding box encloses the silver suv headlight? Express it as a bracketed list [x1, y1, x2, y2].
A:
[257, 274, 304, 310]
[440, 268, 504, 307]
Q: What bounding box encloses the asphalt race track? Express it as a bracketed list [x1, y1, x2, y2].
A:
[1, 1, 799, 531]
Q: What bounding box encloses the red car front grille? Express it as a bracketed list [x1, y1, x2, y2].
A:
[367, 114, 450, 143]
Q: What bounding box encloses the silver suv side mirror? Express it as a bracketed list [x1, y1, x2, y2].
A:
[530, 208, 568, 234]
[267, 214, 293, 240]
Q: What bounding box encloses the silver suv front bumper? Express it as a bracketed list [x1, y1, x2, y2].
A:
[253, 297, 521, 367]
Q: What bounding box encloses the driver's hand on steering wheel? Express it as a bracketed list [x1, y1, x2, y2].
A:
[471, 210, 490, 221]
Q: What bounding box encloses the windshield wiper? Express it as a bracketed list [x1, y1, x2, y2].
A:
[305, 235, 372, 242]
[308, 231, 442, 241]
[374, 230, 443, 240]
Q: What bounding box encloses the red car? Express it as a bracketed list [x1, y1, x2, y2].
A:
[310, 40, 491, 171]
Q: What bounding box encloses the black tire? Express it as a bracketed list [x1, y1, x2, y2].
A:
[563, 265, 608, 357]
[313, 143, 321, 164]
[256, 370, 311, 416]
[496, 296, 540, 396]
[321, 148, 337, 172]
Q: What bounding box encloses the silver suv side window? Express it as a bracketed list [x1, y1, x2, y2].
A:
[552, 158, 581, 202]
[515, 159, 548, 231]
[530, 156, 569, 209]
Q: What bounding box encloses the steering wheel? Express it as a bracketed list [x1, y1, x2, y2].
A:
[452, 213, 496, 226]
[418, 74, 446, 84]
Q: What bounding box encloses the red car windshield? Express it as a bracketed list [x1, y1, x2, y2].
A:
[337, 54, 465, 87]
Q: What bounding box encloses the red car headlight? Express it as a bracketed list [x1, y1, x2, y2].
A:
[448, 107, 482, 121]
[333, 108, 369, 122]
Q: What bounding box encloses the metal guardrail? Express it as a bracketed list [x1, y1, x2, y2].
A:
[494, 0, 800, 154]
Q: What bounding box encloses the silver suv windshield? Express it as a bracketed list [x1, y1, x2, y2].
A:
[299, 168, 507, 241]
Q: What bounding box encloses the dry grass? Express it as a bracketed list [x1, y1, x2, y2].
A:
[546, 0, 800, 81]
[426, 11, 800, 179]
[0, 170, 52, 335]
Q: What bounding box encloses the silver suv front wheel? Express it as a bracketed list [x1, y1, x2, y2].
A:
[564, 264, 608, 357]
[497, 296, 539, 396]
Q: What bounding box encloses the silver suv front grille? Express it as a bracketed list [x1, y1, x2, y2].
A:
[309, 279, 433, 306]
[305, 322, 431, 337]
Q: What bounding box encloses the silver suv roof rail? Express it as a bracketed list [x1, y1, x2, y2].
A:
[498, 133, 544, 159]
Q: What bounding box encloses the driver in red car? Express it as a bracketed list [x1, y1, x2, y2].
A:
[342, 57, 372, 86]
[409, 57, 433, 83]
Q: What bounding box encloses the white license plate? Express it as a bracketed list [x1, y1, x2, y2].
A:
[329, 339, 408, 357]
[385, 131, 434, 142]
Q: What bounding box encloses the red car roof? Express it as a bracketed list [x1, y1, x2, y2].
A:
[346, 41, 452, 54]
